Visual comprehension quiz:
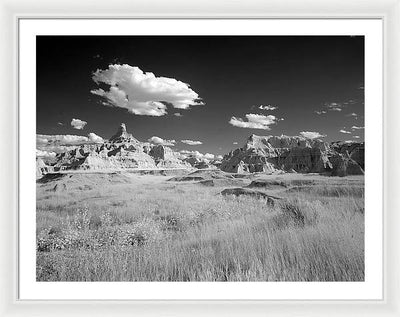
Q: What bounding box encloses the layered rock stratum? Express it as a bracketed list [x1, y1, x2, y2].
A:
[220, 134, 364, 176]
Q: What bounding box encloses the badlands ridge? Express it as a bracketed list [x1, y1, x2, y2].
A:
[37, 123, 364, 178]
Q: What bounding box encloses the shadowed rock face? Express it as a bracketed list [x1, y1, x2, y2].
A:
[331, 141, 365, 170]
[330, 153, 364, 177]
[150, 145, 192, 169]
[220, 135, 364, 176]
[168, 176, 205, 182]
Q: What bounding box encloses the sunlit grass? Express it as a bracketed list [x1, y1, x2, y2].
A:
[36, 173, 364, 281]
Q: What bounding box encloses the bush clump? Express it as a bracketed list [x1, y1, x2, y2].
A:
[273, 198, 320, 229]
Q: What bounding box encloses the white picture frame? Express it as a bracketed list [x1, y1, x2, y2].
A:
[1, 0, 399, 316]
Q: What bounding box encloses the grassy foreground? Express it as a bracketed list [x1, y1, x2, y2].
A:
[36, 172, 364, 281]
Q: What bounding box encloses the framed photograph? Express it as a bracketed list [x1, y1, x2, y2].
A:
[1, 0, 399, 316]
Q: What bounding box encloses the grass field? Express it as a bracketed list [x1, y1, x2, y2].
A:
[36, 170, 364, 281]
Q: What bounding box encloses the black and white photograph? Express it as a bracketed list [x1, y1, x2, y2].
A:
[35, 35, 366, 282]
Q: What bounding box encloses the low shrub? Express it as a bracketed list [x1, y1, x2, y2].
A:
[118, 220, 162, 246]
[273, 198, 320, 229]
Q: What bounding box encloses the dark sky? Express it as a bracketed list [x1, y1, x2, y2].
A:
[37, 36, 364, 156]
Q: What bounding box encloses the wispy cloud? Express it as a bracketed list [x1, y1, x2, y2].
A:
[258, 104, 278, 111]
[181, 139, 203, 145]
[91, 64, 203, 116]
[324, 102, 344, 112]
[315, 98, 361, 115]
[299, 131, 326, 139]
[229, 114, 279, 130]
[346, 113, 358, 118]
[351, 126, 364, 130]
[71, 118, 87, 130]
[233, 142, 238, 145]
[148, 136, 176, 146]
[174, 113, 183, 117]
[342, 99, 358, 105]
[179, 150, 216, 161]
[339, 129, 352, 134]
[353, 135, 360, 139]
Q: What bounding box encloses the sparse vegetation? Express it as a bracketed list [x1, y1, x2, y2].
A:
[36, 172, 364, 281]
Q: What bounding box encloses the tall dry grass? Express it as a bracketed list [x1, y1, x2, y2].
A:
[36, 176, 364, 281]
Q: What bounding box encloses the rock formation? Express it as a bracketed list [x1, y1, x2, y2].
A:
[182, 155, 219, 169]
[150, 145, 191, 169]
[109, 123, 139, 144]
[37, 125, 365, 178]
[331, 141, 365, 170]
[37, 157, 57, 178]
[37, 123, 190, 176]
[220, 134, 364, 176]
[36, 158, 47, 178]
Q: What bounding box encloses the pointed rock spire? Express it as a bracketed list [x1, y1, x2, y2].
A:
[109, 123, 138, 143]
[120, 123, 127, 133]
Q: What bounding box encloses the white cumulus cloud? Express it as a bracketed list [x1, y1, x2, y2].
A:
[339, 129, 352, 134]
[91, 64, 203, 116]
[148, 136, 176, 146]
[36, 149, 57, 158]
[346, 113, 358, 117]
[315, 110, 327, 115]
[71, 118, 87, 130]
[174, 113, 182, 117]
[181, 139, 203, 145]
[88, 132, 104, 143]
[229, 114, 278, 130]
[37, 134, 89, 145]
[203, 153, 215, 160]
[299, 131, 326, 139]
[37, 145, 78, 154]
[37, 132, 105, 146]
